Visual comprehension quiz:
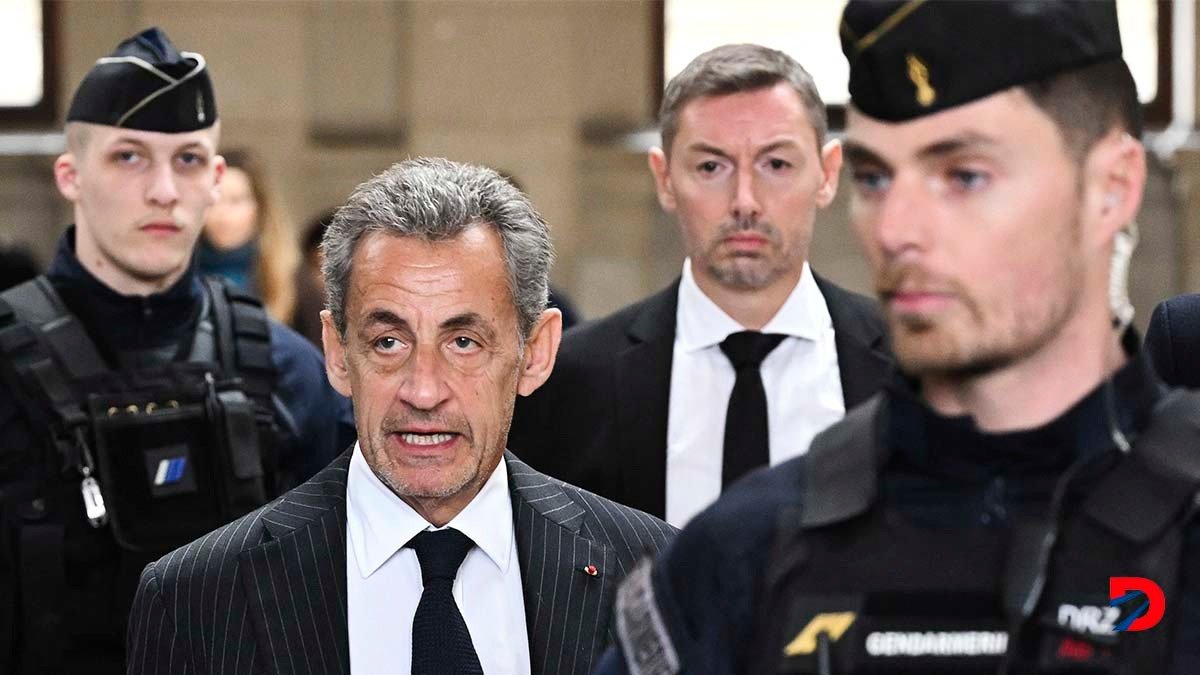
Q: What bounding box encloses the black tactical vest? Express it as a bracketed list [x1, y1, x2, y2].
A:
[0, 275, 282, 672]
[753, 393, 1200, 675]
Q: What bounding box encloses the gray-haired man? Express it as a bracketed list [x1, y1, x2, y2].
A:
[126, 158, 673, 675]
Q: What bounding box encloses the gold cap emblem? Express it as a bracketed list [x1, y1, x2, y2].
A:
[906, 53, 936, 107]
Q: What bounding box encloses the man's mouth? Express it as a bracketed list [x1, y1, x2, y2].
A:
[882, 289, 955, 314]
[140, 221, 182, 234]
[398, 432, 457, 446]
[723, 233, 770, 252]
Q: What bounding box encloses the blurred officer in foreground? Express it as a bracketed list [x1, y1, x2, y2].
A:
[602, 2, 1200, 673]
[0, 28, 352, 674]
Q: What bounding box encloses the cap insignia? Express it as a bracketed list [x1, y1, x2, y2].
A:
[906, 53, 936, 107]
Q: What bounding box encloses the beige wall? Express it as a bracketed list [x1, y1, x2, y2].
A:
[0, 0, 1191, 334]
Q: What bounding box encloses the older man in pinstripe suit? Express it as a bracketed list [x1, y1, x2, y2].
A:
[126, 158, 675, 675]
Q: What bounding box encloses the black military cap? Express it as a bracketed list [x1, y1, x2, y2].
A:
[66, 27, 216, 132]
[840, 0, 1123, 121]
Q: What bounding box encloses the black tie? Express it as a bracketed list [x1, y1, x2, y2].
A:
[408, 528, 483, 675]
[720, 331, 787, 488]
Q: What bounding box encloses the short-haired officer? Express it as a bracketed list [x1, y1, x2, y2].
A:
[601, 2, 1200, 674]
[0, 28, 353, 674]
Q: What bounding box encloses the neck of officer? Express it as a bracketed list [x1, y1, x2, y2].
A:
[921, 299, 1128, 433]
[693, 260, 804, 331]
[74, 220, 190, 296]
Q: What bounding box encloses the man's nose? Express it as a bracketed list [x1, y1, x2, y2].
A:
[872, 175, 932, 258]
[730, 166, 762, 222]
[146, 162, 180, 207]
[397, 344, 450, 411]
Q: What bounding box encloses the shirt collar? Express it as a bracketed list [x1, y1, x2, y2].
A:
[346, 444, 515, 579]
[675, 258, 831, 353]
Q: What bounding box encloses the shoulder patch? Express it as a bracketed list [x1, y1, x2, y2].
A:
[615, 558, 680, 675]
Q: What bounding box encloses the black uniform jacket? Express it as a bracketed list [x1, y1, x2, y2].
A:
[597, 349, 1200, 674]
[1146, 293, 1200, 388]
[126, 451, 675, 675]
[508, 274, 893, 518]
[0, 229, 355, 674]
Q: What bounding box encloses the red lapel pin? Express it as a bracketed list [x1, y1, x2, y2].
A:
[582, 564, 599, 577]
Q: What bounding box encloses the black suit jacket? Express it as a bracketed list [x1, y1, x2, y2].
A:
[126, 452, 674, 675]
[508, 275, 893, 518]
[1146, 293, 1200, 388]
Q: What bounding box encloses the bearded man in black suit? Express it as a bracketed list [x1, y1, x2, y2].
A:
[509, 44, 892, 527]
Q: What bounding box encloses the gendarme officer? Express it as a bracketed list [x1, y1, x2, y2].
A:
[0, 28, 353, 674]
[602, 2, 1200, 674]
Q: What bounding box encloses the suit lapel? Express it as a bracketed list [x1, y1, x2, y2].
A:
[240, 453, 352, 675]
[614, 280, 679, 517]
[507, 453, 617, 675]
[815, 274, 893, 408]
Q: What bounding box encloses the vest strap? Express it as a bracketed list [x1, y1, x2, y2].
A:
[1084, 389, 1200, 544]
[799, 395, 885, 527]
[17, 522, 65, 674]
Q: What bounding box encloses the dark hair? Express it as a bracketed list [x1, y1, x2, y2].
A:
[1023, 58, 1142, 162]
[659, 44, 826, 154]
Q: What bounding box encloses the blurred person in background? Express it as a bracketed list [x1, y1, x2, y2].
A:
[508, 44, 892, 528]
[0, 28, 352, 675]
[499, 171, 583, 329]
[292, 208, 337, 347]
[199, 147, 301, 324]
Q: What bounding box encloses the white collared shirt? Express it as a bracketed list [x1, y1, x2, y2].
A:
[346, 445, 531, 674]
[665, 259, 846, 527]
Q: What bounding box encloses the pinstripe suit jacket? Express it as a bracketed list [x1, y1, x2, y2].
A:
[126, 451, 675, 675]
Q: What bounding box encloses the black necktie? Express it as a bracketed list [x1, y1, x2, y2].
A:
[720, 331, 787, 488]
[408, 528, 483, 675]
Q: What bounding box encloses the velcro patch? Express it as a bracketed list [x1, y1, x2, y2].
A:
[142, 444, 198, 497]
[615, 558, 680, 675]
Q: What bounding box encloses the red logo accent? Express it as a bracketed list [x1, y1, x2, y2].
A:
[1057, 636, 1095, 661]
[1109, 577, 1165, 632]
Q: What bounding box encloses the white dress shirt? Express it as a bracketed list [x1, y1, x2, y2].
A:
[665, 259, 846, 527]
[346, 445, 531, 674]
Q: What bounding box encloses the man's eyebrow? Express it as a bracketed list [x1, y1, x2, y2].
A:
[174, 142, 210, 154]
[441, 312, 496, 339]
[915, 132, 1001, 161]
[109, 136, 150, 150]
[362, 309, 411, 332]
[757, 139, 802, 155]
[683, 142, 733, 159]
[843, 131, 1001, 168]
[842, 140, 889, 168]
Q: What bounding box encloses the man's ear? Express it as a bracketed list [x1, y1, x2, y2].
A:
[321, 309, 352, 397]
[210, 154, 227, 203]
[648, 147, 677, 213]
[816, 139, 843, 208]
[1083, 130, 1146, 249]
[517, 308, 563, 397]
[54, 153, 80, 202]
